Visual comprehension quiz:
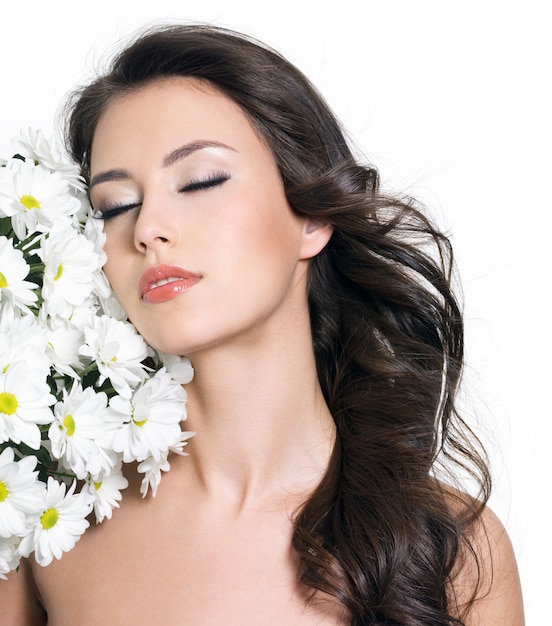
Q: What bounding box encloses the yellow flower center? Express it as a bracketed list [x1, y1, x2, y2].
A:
[130, 405, 147, 427]
[20, 194, 41, 210]
[40, 508, 59, 530]
[54, 264, 63, 281]
[0, 392, 18, 415]
[63, 414, 76, 437]
[0, 272, 8, 288]
[0, 481, 9, 502]
[94, 481, 102, 491]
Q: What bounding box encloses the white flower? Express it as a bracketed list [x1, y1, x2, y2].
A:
[0, 448, 43, 539]
[110, 368, 188, 463]
[49, 384, 116, 480]
[85, 462, 128, 523]
[44, 320, 84, 378]
[82, 215, 106, 266]
[0, 308, 50, 378]
[39, 224, 101, 321]
[0, 361, 55, 449]
[137, 453, 171, 498]
[11, 128, 86, 193]
[0, 535, 21, 579]
[157, 352, 194, 384]
[138, 430, 194, 497]
[18, 477, 92, 567]
[0, 235, 39, 314]
[0, 129, 198, 574]
[79, 315, 149, 399]
[95, 272, 128, 320]
[47, 299, 97, 333]
[0, 158, 80, 240]
[81, 219, 129, 320]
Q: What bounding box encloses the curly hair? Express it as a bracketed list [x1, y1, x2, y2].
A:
[65, 23, 491, 625]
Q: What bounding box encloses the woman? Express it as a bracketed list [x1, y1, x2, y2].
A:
[2, 24, 523, 625]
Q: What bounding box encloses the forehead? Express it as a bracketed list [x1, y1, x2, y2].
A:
[90, 77, 265, 170]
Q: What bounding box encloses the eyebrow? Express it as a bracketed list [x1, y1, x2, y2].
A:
[89, 139, 235, 189]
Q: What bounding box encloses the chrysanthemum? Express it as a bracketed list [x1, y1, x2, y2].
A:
[0, 307, 50, 378]
[137, 452, 171, 498]
[0, 158, 80, 240]
[82, 215, 106, 266]
[95, 271, 127, 320]
[85, 462, 128, 523]
[18, 477, 92, 567]
[79, 315, 149, 399]
[0, 360, 55, 449]
[43, 319, 85, 378]
[49, 383, 116, 480]
[110, 368, 189, 463]
[11, 128, 86, 193]
[0, 235, 39, 315]
[0, 447, 43, 539]
[138, 430, 194, 498]
[39, 224, 101, 321]
[157, 352, 194, 384]
[0, 535, 21, 579]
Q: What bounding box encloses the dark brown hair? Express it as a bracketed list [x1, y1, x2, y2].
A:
[65, 23, 491, 625]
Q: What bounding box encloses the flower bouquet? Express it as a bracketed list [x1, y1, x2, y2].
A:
[0, 130, 194, 575]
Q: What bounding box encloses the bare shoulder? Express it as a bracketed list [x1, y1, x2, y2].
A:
[448, 491, 525, 625]
[0, 559, 47, 626]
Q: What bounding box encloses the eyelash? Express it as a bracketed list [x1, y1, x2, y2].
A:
[178, 171, 230, 193]
[93, 171, 231, 220]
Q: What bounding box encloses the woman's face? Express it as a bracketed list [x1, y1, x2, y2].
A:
[89, 78, 329, 357]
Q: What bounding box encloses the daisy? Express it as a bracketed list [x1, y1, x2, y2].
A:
[0, 535, 21, 579]
[11, 128, 86, 193]
[0, 158, 80, 240]
[18, 477, 92, 567]
[39, 224, 101, 321]
[0, 235, 39, 315]
[79, 315, 149, 399]
[138, 430, 194, 498]
[157, 352, 194, 384]
[85, 462, 128, 523]
[0, 360, 55, 449]
[0, 447, 43, 539]
[49, 383, 115, 480]
[0, 307, 50, 378]
[82, 214, 106, 266]
[95, 272, 127, 321]
[44, 319, 85, 378]
[137, 452, 171, 498]
[110, 368, 189, 463]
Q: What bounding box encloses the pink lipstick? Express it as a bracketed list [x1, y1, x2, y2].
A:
[139, 265, 201, 304]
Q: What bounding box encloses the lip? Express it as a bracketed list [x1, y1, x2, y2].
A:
[139, 264, 202, 304]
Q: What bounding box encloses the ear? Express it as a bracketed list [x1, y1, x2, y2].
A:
[299, 219, 334, 260]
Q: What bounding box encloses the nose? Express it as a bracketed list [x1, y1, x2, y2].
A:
[133, 195, 177, 253]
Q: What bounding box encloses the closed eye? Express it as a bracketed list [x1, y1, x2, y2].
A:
[179, 172, 230, 193]
[92, 172, 230, 219]
[93, 201, 141, 221]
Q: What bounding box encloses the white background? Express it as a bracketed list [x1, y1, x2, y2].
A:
[1, 1, 548, 621]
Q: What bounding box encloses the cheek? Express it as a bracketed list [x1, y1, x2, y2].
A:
[222, 189, 303, 257]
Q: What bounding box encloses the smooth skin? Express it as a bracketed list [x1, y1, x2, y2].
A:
[0, 78, 524, 625]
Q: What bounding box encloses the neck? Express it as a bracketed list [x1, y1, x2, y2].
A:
[181, 329, 335, 511]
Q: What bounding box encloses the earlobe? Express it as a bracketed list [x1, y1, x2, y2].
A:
[300, 220, 334, 260]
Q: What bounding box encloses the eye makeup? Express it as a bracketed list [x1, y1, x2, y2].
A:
[178, 171, 231, 193]
[92, 171, 231, 220]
